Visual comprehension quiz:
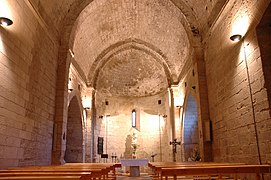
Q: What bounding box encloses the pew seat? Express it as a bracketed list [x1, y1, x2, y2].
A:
[149, 162, 271, 180]
[0, 175, 82, 180]
[0, 163, 120, 180]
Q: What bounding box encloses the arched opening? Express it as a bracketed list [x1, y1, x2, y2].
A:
[183, 94, 200, 161]
[257, 3, 271, 111]
[65, 96, 84, 162]
[256, 2, 271, 165]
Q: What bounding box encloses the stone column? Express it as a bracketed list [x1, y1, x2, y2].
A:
[195, 49, 212, 161]
[169, 87, 176, 161]
[91, 89, 97, 162]
[52, 51, 71, 165]
[84, 108, 92, 162]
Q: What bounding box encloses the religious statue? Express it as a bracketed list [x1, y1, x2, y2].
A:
[131, 133, 138, 158]
[188, 147, 201, 161]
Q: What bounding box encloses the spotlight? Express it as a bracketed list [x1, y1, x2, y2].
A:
[0, 17, 13, 26]
[230, 34, 242, 42]
[68, 88, 73, 93]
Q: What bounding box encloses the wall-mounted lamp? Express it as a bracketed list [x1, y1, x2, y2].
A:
[82, 96, 91, 110]
[68, 89, 73, 93]
[0, 17, 13, 26]
[230, 34, 242, 42]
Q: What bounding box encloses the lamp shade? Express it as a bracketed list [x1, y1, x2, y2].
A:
[230, 34, 242, 42]
[0, 17, 13, 26]
[82, 96, 91, 109]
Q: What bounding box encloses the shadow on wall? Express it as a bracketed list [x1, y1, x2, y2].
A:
[64, 97, 84, 163]
[183, 94, 199, 161]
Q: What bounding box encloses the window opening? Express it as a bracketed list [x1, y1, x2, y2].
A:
[132, 109, 136, 127]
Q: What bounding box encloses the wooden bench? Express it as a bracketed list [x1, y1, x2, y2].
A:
[149, 162, 244, 178]
[0, 176, 82, 180]
[148, 162, 271, 180]
[63, 163, 121, 179]
[0, 163, 120, 180]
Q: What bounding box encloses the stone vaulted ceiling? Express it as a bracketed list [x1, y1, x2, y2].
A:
[30, 0, 228, 97]
[72, 0, 191, 97]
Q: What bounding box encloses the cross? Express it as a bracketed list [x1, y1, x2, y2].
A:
[170, 138, 181, 162]
[151, 153, 157, 162]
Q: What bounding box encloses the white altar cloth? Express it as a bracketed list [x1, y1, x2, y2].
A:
[120, 159, 149, 166]
[120, 159, 149, 177]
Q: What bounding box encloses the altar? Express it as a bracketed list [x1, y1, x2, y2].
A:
[120, 159, 149, 177]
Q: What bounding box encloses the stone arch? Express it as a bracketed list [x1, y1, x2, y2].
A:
[53, 0, 201, 164]
[182, 94, 200, 161]
[65, 95, 85, 163]
[89, 38, 173, 88]
[256, 3, 271, 113]
[67, 90, 86, 130]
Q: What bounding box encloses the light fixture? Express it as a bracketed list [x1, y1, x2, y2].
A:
[230, 34, 242, 42]
[82, 96, 91, 109]
[68, 89, 73, 93]
[0, 17, 13, 26]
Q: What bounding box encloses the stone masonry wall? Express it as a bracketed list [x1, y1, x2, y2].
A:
[0, 1, 58, 168]
[205, 0, 271, 164]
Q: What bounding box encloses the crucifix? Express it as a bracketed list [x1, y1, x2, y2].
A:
[170, 138, 181, 162]
[151, 153, 157, 162]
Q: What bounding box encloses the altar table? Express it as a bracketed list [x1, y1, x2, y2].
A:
[120, 159, 149, 177]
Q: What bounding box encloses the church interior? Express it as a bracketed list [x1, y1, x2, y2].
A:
[0, 0, 271, 179]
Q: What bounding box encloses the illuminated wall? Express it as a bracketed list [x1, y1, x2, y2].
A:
[94, 91, 172, 163]
[0, 0, 58, 168]
[205, 1, 271, 164]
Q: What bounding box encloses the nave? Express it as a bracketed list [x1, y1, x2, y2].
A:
[0, 0, 271, 178]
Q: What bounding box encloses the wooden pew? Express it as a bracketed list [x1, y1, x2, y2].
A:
[0, 167, 102, 180]
[0, 171, 87, 180]
[148, 162, 271, 180]
[0, 163, 120, 180]
[63, 163, 121, 179]
[149, 161, 245, 178]
[0, 176, 82, 180]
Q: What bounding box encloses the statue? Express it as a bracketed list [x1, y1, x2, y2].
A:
[131, 133, 138, 159]
[188, 147, 201, 161]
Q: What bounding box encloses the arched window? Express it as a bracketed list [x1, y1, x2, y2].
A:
[132, 109, 136, 127]
[131, 109, 140, 130]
